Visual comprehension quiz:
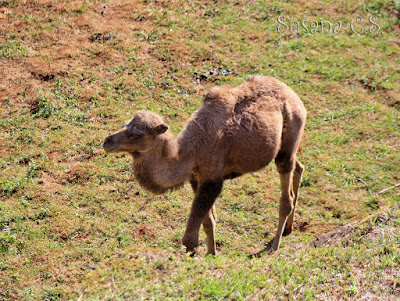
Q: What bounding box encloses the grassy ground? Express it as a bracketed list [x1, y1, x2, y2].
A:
[0, 0, 399, 299]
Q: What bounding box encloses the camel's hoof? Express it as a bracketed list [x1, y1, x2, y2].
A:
[248, 252, 263, 259]
[182, 235, 199, 254]
[189, 249, 199, 257]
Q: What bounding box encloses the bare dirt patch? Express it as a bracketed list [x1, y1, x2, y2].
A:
[131, 225, 156, 240]
[310, 211, 397, 248]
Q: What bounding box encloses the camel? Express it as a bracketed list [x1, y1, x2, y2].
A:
[102, 75, 307, 256]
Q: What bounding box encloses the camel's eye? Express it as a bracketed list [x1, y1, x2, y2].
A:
[127, 127, 144, 140]
[127, 133, 143, 140]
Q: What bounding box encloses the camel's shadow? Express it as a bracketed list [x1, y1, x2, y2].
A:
[248, 238, 275, 259]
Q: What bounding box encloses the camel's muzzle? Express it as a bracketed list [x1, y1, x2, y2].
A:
[102, 136, 118, 152]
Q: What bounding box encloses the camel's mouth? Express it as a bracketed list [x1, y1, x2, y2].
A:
[102, 145, 119, 153]
[130, 151, 141, 159]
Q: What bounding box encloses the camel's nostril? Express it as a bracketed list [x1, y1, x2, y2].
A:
[103, 136, 113, 148]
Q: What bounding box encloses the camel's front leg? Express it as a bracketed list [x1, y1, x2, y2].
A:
[182, 180, 223, 254]
[202, 205, 217, 255]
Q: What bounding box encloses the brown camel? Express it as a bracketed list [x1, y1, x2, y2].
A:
[102, 75, 307, 255]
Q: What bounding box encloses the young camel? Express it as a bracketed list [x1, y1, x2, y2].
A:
[102, 75, 306, 255]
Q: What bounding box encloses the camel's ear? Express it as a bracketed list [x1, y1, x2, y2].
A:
[152, 124, 168, 135]
[203, 87, 219, 103]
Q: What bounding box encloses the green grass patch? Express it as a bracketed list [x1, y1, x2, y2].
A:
[0, 39, 27, 58]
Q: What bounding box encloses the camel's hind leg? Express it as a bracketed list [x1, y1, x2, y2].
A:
[269, 170, 294, 253]
[283, 160, 304, 236]
[270, 112, 305, 253]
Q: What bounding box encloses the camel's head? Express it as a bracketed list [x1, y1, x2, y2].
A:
[102, 111, 169, 154]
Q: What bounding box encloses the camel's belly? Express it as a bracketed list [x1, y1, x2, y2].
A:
[224, 131, 281, 175]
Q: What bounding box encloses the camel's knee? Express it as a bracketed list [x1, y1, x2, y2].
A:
[203, 207, 217, 233]
[203, 213, 216, 235]
[203, 218, 215, 234]
[203, 218, 216, 234]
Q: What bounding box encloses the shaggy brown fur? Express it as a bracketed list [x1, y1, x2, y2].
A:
[102, 75, 307, 255]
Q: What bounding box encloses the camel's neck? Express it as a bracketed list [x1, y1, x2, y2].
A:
[131, 135, 194, 195]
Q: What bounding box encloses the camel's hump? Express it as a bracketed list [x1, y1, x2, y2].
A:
[202, 75, 287, 107]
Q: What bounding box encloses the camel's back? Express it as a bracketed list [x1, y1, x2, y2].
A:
[203, 75, 301, 110]
[199, 75, 303, 132]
